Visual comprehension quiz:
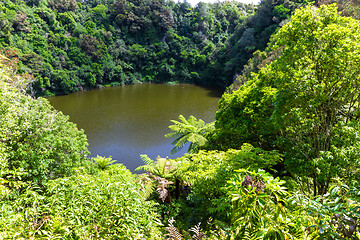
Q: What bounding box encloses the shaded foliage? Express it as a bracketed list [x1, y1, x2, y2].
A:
[3, 1, 360, 239]
[175, 144, 282, 224]
[0, 164, 163, 239]
[0, 0, 309, 96]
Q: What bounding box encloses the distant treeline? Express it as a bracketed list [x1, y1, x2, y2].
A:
[1, 0, 305, 96]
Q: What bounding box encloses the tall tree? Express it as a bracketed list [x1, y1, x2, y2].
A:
[216, 4, 360, 195]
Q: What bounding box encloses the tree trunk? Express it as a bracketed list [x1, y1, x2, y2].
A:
[175, 178, 180, 199]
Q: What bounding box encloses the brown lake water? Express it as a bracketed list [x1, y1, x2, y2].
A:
[48, 84, 223, 171]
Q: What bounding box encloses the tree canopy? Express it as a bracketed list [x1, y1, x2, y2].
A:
[215, 4, 360, 195]
[2, 1, 360, 239]
[0, 0, 309, 96]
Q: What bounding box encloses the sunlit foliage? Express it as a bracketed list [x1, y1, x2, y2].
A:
[0, 0, 309, 96]
[216, 4, 360, 195]
[165, 115, 215, 154]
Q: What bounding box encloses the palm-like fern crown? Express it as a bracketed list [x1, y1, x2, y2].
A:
[135, 155, 180, 180]
[136, 155, 180, 202]
[92, 155, 116, 170]
[165, 115, 215, 154]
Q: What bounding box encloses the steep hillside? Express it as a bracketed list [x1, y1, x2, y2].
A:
[0, 0, 307, 96]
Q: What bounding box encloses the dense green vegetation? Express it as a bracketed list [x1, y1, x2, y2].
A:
[0, 0, 308, 96]
[216, 3, 360, 195]
[1, 0, 360, 239]
[146, 4, 360, 238]
[0, 57, 162, 238]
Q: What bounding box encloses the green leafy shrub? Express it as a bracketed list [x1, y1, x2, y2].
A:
[0, 79, 89, 185]
[227, 169, 299, 239]
[0, 164, 163, 239]
[0, 184, 46, 239]
[178, 144, 282, 223]
[41, 165, 162, 239]
[289, 183, 360, 239]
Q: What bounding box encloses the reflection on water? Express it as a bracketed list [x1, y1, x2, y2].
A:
[48, 84, 223, 171]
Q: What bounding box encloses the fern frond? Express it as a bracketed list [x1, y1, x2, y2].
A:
[201, 121, 215, 132]
[135, 154, 155, 172]
[140, 154, 154, 165]
[165, 132, 182, 139]
[170, 135, 188, 154]
[187, 115, 197, 126]
[92, 155, 116, 170]
[189, 222, 205, 240]
[168, 124, 188, 133]
[153, 176, 173, 202]
[170, 145, 183, 155]
[165, 218, 183, 240]
[188, 133, 208, 146]
[178, 114, 188, 124]
[140, 176, 156, 200]
[166, 115, 214, 154]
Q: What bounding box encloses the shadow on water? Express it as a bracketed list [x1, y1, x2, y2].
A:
[194, 84, 225, 98]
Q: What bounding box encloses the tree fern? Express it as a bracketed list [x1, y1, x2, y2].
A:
[165, 115, 215, 154]
[136, 155, 182, 180]
[92, 155, 116, 170]
[136, 155, 183, 202]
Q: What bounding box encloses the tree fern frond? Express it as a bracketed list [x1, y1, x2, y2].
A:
[174, 134, 189, 148]
[169, 119, 182, 125]
[187, 115, 197, 125]
[178, 114, 188, 124]
[165, 132, 182, 139]
[170, 135, 189, 154]
[169, 123, 196, 133]
[155, 156, 167, 176]
[201, 121, 215, 132]
[139, 176, 156, 200]
[170, 145, 183, 155]
[135, 154, 155, 172]
[166, 115, 214, 154]
[168, 123, 188, 133]
[189, 222, 205, 240]
[188, 142, 196, 153]
[196, 118, 205, 127]
[165, 218, 183, 240]
[187, 133, 208, 146]
[170, 135, 183, 145]
[140, 154, 154, 165]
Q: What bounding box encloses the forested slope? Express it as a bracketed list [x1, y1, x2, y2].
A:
[1, 2, 360, 239]
[0, 0, 306, 96]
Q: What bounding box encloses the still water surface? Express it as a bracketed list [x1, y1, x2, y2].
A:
[48, 84, 222, 171]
